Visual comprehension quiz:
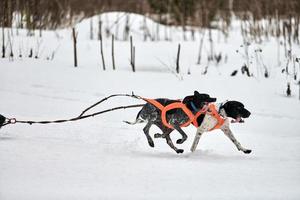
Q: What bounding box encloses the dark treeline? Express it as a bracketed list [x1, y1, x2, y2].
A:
[0, 0, 300, 40]
[0, 0, 149, 29]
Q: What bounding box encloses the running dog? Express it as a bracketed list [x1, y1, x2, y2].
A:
[126, 92, 252, 154]
[190, 100, 252, 154]
[124, 91, 217, 153]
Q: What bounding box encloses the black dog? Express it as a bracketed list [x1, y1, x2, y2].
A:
[125, 91, 216, 153]
[190, 100, 252, 154]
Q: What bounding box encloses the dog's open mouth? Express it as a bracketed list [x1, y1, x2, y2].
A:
[231, 116, 245, 123]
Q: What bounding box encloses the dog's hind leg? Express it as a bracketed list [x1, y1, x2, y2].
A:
[153, 123, 172, 139]
[155, 128, 184, 154]
[154, 123, 187, 145]
[172, 123, 188, 144]
[165, 134, 184, 154]
[154, 133, 165, 138]
[143, 122, 155, 147]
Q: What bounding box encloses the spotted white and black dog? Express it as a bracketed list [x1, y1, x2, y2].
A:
[125, 92, 252, 154]
[190, 100, 252, 154]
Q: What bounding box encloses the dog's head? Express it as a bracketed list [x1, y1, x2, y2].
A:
[221, 101, 251, 122]
[193, 91, 216, 108]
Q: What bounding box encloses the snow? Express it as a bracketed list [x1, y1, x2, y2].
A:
[1, 12, 300, 199]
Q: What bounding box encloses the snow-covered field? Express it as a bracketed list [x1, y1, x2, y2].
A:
[1, 13, 300, 199]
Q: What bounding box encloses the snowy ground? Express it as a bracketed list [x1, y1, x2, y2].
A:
[1, 13, 300, 199]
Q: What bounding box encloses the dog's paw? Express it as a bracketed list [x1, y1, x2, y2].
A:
[243, 149, 252, 154]
[176, 139, 184, 144]
[148, 141, 154, 148]
[176, 149, 184, 154]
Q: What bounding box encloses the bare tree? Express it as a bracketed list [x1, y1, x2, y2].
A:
[99, 20, 106, 70]
[72, 27, 78, 67]
[176, 43, 181, 73]
[130, 36, 135, 72]
[112, 34, 116, 70]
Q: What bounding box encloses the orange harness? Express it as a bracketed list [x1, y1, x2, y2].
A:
[206, 104, 226, 131]
[144, 98, 225, 131]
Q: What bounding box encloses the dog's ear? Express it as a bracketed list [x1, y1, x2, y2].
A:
[194, 91, 216, 102]
[194, 91, 201, 97]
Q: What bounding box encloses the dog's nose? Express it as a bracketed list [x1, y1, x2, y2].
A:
[242, 109, 251, 118]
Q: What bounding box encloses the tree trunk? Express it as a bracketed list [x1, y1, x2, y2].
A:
[130, 36, 135, 72]
[72, 27, 78, 67]
[112, 34, 116, 70]
[176, 44, 181, 73]
[1, 26, 5, 58]
[99, 20, 106, 71]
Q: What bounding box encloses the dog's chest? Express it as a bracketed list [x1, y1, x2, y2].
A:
[199, 114, 219, 131]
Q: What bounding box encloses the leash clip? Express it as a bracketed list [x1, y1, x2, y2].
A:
[9, 118, 17, 124]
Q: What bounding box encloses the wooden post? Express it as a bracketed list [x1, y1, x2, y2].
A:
[99, 20, 106, 70]
[133, 46, 135, 71]
[28, 48, 33, 58]
[72, 27, 78, 67]
[112, 34, 116, 70]
[176, 44, 181, 73]
[1, 2, 5, 58]
[1, 26, 5, 58]
[286, 83, 291, 97]
[130, 36, 135, 72]
[8, 31, 13, 61]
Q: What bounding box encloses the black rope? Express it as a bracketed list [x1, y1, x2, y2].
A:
[0, 93, 145, 128]
[78, 93, 141, 117]
[14, 104, 144, 126]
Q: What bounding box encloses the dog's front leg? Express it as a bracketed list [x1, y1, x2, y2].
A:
[190, 128, 204, 152]
[221, 126, 252, 154]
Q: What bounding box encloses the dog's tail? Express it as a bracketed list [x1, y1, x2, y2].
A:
[123, 108, 145, 125]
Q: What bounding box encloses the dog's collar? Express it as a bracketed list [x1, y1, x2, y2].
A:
[217, 102, 228, 118]
[218, 102, 223, 112]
